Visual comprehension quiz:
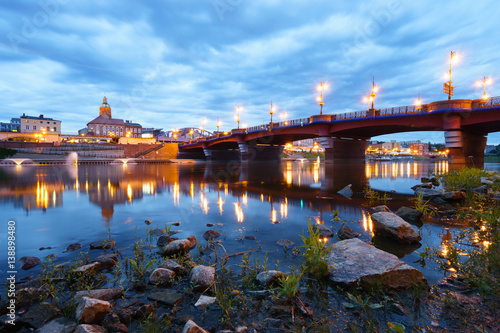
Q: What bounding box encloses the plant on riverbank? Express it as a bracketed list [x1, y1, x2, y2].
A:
[300, 219, 334, 280]
[343, 293, 383, 332]
[126, 239, 156, 281]
[364, 187, 391, 202]
[441, 167, 491, 191]
[276, 269, 302, 301]
[411, 191, 436, 217]
[215, 265, 236, 324]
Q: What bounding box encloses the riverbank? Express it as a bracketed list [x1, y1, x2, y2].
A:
[2, 167, 499, 332]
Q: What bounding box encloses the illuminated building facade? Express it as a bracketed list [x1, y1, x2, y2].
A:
[86, 97, 142, 138]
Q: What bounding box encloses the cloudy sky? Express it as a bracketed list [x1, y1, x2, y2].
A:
[1, 0, 499, 144]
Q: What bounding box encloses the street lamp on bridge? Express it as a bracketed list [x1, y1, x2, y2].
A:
[415, 94, 422, 111]
[270, 102, 276, 127]
[476, 76, 492, 101]
[217, 119, 221, 138]
[445, 51, 458, 100]
[317, 82, 328, 115]
[236, 105, 242, 129]
[363, 77, 378, 110]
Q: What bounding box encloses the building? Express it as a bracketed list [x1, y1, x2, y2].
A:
[86, 97, 142, 138]
[0, 118, 21, 132]
[20, 114, 61, 134]
[410, 142, 429, 155]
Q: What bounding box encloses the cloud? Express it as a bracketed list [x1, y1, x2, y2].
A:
[0, 0, 499, 144]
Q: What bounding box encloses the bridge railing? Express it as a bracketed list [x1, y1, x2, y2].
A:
[478, 96, 500, 107]
[378, 105, 423, 115]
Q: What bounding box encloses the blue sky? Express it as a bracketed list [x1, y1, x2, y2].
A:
[1, 0, 499, 144]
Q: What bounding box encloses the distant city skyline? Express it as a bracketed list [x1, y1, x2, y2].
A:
[1, 1, 499, 144]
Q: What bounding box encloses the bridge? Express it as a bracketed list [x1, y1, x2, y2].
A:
[179, 97, 500, 166]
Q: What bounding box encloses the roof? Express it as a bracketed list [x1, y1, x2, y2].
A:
[125, 122, 141, 127]
[87, 116, 124, 125]
[21, 115, 59, 121]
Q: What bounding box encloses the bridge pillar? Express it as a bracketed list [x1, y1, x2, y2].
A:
[445, 131, 487, 167]
[203, 149, 240, 161]
[319, 137, 368, 163]
[239, 144, 283, 163]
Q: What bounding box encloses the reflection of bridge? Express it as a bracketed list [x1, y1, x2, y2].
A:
[180, 98, 500, 166]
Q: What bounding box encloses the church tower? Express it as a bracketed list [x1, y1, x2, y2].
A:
[99, 96, 112, 118]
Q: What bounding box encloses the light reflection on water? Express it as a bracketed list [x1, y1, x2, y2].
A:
[0, 160, 498, 286]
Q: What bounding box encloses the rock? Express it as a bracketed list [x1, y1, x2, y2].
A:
[244, 235, 256, 240]
[431, 197, 447, 204]
[415, 188, 445, 199]
[481, 177, 494, 185]
[149, 268, 175, 286]
[471, 185, 488, 194]
[39, 247, 54, 251]
[256, 270, 285, 287]
[36, 317, 77, 333]
[411, 183, 432, 191]
[441, 191, 466, 200]
[157, 235, 171, 247]
[338, 226, 360, 240]
[147, 291, 184, 307]
[206, 223, 215, 227]
[63, 243, 82, 253]
[194, 295, 216, 308]
[337, 184, 352, 198]
[74, 324, 107, 333]
[158, 235, 197, 256]
[312, 223, 334, 238]
[190, 265, 215, 291]
[370, 212, 422, 244]
[107, 322, 128, 333]
[94, 253, 117, 269]
[75, 297, 110, 324]
[75, 262, 102, 273]
[327, 238, 427, 289]
[150, 228, 165, 236]
[235, 326, 248, 333]
[167, 221, 181, 226]
[73, 289, 123, 302]
[20, 256, 41, 270]
[202, 230, 221, 240]
[21, 302, 61, 327]
[182, 319, 209, 333]
[89, 240, 114, 250]
[372, 205, 390, 213]
[158, 259, 188, 274]
[144, 220, 152, 225]
[276, 239, 294, 247]
[396, 206, 423, 222]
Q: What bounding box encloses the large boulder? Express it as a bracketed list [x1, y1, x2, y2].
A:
[327, 238, 427, 289]
[74, 324, 106, 333]
[370, 212, 421, 244]
[372, 205, 390, 213]
[75, 297, 110, 324]
[396, 206, 423, 223]
[159, 235, 197, 256]
[189, 265, 215, 291]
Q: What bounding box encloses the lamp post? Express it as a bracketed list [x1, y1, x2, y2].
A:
[201, 118, 206, 133]
[415, 94, 422, 111]
[189, 129, 194, 143]
[236, 106, 242, 129]
[280, 112, 288, 126]
[270, 102, 275, 127]
[217, 119, 221, 138]
[363, 78, 378, 111]
[477, 76, 492, 101]
[317, 82, 327, 115]
[446, 51, 457, 100]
